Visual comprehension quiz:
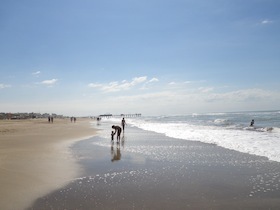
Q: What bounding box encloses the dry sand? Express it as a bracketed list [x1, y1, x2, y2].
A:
[0, 118, 96, 210]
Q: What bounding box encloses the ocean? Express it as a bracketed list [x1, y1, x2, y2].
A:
[105, 110, 280, 162]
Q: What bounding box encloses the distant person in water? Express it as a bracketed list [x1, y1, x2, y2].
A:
[112, 125, 122, 141]
[250, 119, 254, 126]
[121, 118, 126, 132]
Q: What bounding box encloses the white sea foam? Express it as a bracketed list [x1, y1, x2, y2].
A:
[101, 111, 280, 162]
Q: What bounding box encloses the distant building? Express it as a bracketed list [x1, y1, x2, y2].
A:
[0, 112, 66, 120]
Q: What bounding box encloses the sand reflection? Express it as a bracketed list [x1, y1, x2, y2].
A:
[111, 136, 125, 162]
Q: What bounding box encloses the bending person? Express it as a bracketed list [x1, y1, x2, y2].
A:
[112, 125, 122, 141]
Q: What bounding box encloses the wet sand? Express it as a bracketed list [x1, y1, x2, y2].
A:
[29, 121, 280, 210]
[0, 118, 96, 210]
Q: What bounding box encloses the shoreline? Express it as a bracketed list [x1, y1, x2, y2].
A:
[0, 118, 97, 210]
[29, 122, 280, 209]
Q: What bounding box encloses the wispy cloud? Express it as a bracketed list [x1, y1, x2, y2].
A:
[0, 84, 11, 89]
[184, 80, 206, 84]
[148, 78, 159, 83]
[39, 79, 58, 87]
[260, 19, 273, 25]
[131, 76, 147, 84]
[32, 71, 41, 76]
[104, 87, 280, 114]
[198, 87, 214, 93]
[204, 88, 274, 103]
[88, 76, 148, 92]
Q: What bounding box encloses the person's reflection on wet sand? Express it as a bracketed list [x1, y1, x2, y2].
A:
[111, 142, 121, 162]
[121, 135, 125, 148]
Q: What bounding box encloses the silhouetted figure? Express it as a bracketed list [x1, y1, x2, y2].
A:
[112, 125, 122, 141]
[111, 131, 115, 141]
[250, 119, 254, 126]
[121, 118, 126, 132]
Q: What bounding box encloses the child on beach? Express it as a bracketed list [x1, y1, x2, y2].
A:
[111, 131, 115, 141]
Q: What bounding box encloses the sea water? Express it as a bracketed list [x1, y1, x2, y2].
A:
[106, 110, 280, 162]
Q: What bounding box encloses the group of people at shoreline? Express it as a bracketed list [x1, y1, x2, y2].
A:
[111, 118, 126, 142]
[70, 117, 77, 123]
[48, 116, 54, 123]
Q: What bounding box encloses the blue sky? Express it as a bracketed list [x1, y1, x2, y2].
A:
[0, 0, 280, 116]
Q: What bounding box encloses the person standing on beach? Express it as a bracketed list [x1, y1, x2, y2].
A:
[112, 125, 122, 141]
[121, 118, 126, 132]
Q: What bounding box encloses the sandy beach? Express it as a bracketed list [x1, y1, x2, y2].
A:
[0, 118, 96, 210]
[29, 120, 280, 210]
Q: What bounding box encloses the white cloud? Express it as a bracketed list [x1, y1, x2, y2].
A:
[88, 76, 148, 92]
[39, 79, 58, 87]
[0, 84, 11, 89]
[204, 88, 273, 102]
[260, 19, 273, 25]
[184, 80, 205, 84]
[149, 78, 159, 83]
[88, 83, 102, 88]
[5, 75, 278, 116]
[98, 86, 280, 115]
[131, 76, 147, 85]
[198, 87, 214, 93]
[32, 71, 41, 76]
